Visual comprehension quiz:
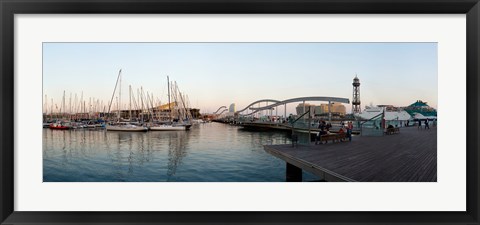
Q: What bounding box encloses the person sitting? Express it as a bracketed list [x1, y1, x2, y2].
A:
[319, 128, 327, 135]
[337, 127, 347, 142]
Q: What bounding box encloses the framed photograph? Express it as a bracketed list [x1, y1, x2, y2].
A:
[1, 0, 479, 224]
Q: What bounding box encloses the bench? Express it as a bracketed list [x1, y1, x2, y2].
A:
[319, 133, 347, 144]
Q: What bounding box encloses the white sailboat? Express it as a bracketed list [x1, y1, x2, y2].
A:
[149, 124, 186, 131]
[106, 69, 148, 132]
[149, 76, 187, 131]
[106, 122, 148, 132]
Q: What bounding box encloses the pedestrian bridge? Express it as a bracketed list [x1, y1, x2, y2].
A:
[236, 99, 281, 113]
[213, 106, 227, 114]
[237, 96, 349, 116]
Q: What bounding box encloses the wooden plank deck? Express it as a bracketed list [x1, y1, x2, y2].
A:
[264, 126, 437, 182]
[239, 121, 361, 134]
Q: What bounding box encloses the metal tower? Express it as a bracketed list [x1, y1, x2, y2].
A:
[352, 75, 361, 114]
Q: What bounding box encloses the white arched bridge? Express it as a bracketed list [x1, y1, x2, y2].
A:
[214, 96, 350, 131]
[235, 96, 349, 118]
[236, 99, 281, 113]
[213, 106, 227, 114]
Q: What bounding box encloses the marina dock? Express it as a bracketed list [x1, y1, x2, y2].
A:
[223, 121, 361, 134]
[264, 126, 437, 182]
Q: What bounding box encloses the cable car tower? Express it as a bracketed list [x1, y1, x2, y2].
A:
[352, 75, 361, 114]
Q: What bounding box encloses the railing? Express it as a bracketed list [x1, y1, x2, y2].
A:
[360, 112, 384, 136]
[290, 109, 312, 146]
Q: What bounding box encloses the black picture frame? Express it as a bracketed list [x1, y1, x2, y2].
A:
[1, 0, 479, 224]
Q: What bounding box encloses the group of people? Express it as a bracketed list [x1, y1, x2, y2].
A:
[417, 118, 436, 130]
[315, 120, 353, 144]
[339, 121, 354, 142]
[317, 120, 332, 132]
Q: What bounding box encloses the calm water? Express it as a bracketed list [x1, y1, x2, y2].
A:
[43, 123, 317, 182]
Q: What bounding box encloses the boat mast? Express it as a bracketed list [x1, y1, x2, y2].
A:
[140, 87, 144, 122]
[119, 71, 121, 122]
[168, 76, 171, 122]
[138, 88, 143, 122]
[50, 98, 53, 120]
[107, 69, 122, 122]
[69, 93, 72, 120]
[89, 97, 92, 120]
[44, 94, 47, 122]
[129, 85, 132, 121]
[176, 84, 191, 121]
[62, 90, 65, 120]
[80, 91, 83, 119]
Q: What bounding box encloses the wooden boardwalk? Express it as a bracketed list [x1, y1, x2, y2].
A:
[264, 126, 437, 182]
[239, 121, 361, 134]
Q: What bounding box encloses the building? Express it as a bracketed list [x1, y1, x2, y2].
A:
[403, 100, 437, 118]
[229, 103, 236, 113]
[296, 102, 346, 116]
[317, 102, 347, 116]
[296, 103, 316, 116]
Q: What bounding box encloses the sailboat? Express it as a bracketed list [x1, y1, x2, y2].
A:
[171, 82, 192, 130]
[49, 91, 72, 130]
[106, 121, 148, 131]
[149, 76, 187, 131]
[105, 69, 148, 132]
[149, 123, 186, 131]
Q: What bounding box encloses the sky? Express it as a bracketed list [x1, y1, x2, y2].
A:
[43, 42, 437, 115]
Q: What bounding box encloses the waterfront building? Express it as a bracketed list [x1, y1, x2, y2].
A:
[317, 102, 347, 116]
[403, 100, 437, 118]
[296, 102, 346, 117]
[296, 103, 316, 115]
[229, 103, 236, 113]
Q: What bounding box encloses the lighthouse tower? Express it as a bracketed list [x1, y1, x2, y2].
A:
[352, 75, 361, 114]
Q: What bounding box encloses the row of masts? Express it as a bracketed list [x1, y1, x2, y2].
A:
[43, 70, 194, 123]
[43, 91, 106, 120]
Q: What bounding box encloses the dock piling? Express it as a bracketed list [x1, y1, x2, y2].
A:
[286, 163, 302, 182]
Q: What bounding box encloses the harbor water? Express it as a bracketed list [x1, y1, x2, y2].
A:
[43, 122, 318, 182]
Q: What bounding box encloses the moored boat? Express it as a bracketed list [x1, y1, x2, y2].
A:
[149, 124, 186, 131]
[70, 122, 86, 129]
[106, 122, 148, 132]
[177, 122, 192, 130]
[84, 120, 96, 128]
[49, 121, 71, 130]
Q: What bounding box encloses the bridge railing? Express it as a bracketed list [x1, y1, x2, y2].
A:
[360, 113, 384, 136]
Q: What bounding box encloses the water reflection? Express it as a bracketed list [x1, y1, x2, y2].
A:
[43, 123, 317, 182]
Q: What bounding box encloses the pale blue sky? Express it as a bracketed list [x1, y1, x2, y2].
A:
[43, 43, 437, 114]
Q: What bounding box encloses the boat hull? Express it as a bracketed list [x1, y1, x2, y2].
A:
[149, 125, 186, 131]
[49, 124, 70, 130]
[106, 125, 148, 132]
